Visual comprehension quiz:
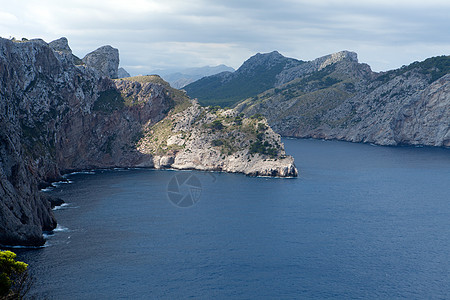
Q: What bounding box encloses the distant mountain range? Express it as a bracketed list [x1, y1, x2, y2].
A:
[184, 51, 301, 107]
[185, 50, 450, 147]
[153, 65, 235, 89]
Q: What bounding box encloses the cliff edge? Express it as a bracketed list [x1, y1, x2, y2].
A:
[0, 38, 297, 246]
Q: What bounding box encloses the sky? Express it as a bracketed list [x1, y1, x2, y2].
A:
[1, 0, 449, 75]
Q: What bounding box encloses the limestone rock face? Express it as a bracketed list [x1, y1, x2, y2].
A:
[49, 37, 71, 54]
[0, 38, 298, 246]
[238, 54, 449, 147]
[137, 102, 298, 177]
[48, 37, 84, 66]
[0, 39, 164, 246]
[82, 45, 119, 79]
[118, 67, 130, 78]
[275, 50, 362, 86]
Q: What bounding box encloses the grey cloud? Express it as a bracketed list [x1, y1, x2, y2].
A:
[0, 0, 448, 73]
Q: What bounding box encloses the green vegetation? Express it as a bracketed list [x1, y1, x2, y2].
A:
[249, 138, 278, 158]
[20, 117, 57, 160]
[376, 55, 450, 84]
[211, 137, 237, 155]
[137, 118, 175, 155]
[184, 58, 304, 107]
[236, 61, 361, 131]
[210, 120, 224, 131]
[137, 98, 284, 160]
[257, 123, 268, 132]
[0, 251, 32, 299]
[212, 139, 224, 146]
[250, 113, 264, 120]
[117, 75, 169, 86]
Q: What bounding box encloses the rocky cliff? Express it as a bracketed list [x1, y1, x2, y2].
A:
[129, 92, 297, 177]
[0, 38, 297, 246]
[235, 53, 450, 147]
[82, 45, 120, 79]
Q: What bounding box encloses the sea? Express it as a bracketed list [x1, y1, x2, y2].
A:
[10, 138, 450, 299]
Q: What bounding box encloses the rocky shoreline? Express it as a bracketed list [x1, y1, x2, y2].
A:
[0, 37, 297, 246]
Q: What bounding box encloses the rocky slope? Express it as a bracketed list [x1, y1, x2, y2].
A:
[184, 51, 303, 107]
[131, 94, 297, 177]
[82, 45, 120, 79]
[0, 38, 297, 246]
[236, 53, 450, 147]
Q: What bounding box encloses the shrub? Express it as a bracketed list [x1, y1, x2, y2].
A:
[212, 139, 224, 146]
[257, 123, 267, 132]
[211, 120, 224, 131]
[249, 140, 278, 158]
[251, 113, 264, 120]
[0, 251, 32, 299]
[256, 133, 264, 141]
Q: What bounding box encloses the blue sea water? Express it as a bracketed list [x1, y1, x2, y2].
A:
[12, 139, 450, 299]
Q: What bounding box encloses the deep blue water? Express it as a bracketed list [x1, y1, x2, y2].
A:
[11, 139, 450, 299]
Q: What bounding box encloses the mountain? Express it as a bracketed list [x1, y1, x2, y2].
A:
[155, 65, 235, 89]
[236, 54, 450, 147]
[118, 67, 130, 78]
[0, 38, 296, 246]
[184, 51, 303, 107]
[183, 49, 448, 147]
[82, 45, 120, 79]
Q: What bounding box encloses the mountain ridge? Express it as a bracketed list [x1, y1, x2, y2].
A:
[184, 51, 304, 107]
[154, 64, 235, 89]
[235, 53, 450, 147]
[0, 37, 297, 246]
[184, 50, 363, 107]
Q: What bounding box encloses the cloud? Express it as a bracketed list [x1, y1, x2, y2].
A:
[0, 0, 448, 73]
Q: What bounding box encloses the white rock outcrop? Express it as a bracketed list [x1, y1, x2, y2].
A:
[82, 45, 119, 79]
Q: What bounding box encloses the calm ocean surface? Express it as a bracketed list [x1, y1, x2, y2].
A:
[13, 139, 450, 299]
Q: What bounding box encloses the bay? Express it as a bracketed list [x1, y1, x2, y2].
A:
[14, 139, 450, 299]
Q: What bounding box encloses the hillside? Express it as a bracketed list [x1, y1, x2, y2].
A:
[183, 49, 448, 147]
[236, 54, 450, 147]
[0, 38, 297, 246]
[183, 51, 303, 107]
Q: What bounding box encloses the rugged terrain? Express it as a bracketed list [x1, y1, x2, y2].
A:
[236, 53, 449, 147]
[155, 64, 235, 89]
[186, 50, 449, 147]
[0, 38, 297, 246]
[184, 51, 302, 107]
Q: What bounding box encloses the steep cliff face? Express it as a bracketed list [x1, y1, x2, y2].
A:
[0, 39, 179, 245]
[82, 45, 120, 79]
[134, 98, 297, 177]
[0, 38, 62, 245]
[236, 54, 449, 147]
[49, 37, 83, 65]
[0, 38, 298, 246]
